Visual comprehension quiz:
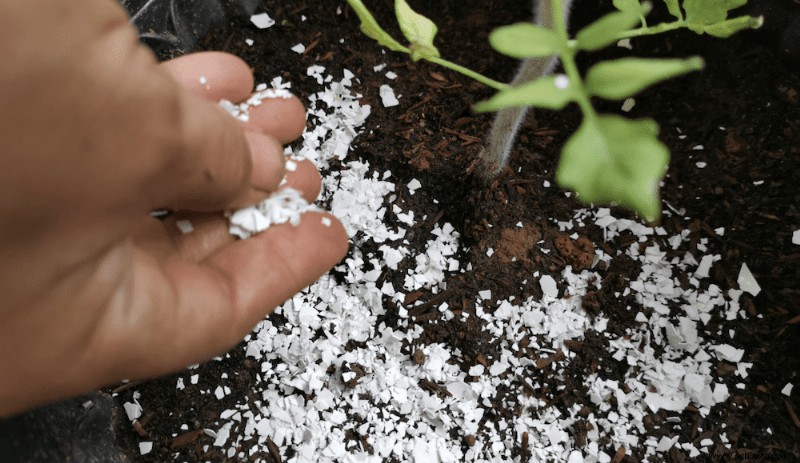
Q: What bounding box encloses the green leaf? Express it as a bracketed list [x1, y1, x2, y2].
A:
[613, 0, 650, 24]
[585, 57, 704, 100]
[395, 0, 440, 61]
[346, 0, 409, 53]
[697, 15, 763, 38]
[662, 0, 683, 20]
[613, 0, 643, 14]
[556, 115, 669, 221]
[575, 10, 642, 51]
[473, 75, 576, 112]
[489, 23, 560, 58]
[684, 0, 746, 25]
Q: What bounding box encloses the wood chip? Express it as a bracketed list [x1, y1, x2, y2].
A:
[170, 429, 204, 449]
[266, 438, 282, 463]
[786, 400, 800, 429]
[535, 350, 565, 369]
[419, 379, 452, 398]
[429, 71, 447, 82]
[132, 419, 148, 438]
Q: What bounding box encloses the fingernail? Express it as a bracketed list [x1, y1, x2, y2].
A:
[245, 132, 286, 192]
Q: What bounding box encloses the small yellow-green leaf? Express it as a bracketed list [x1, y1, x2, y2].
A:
[585, 57, 704, 101]
[473, 75, 576, 112]
[395, 0, 440, 59]
[556, 115, 669, 222]
[575, 10, 642, 51]
[489, 23, 560, 58]
[701, 15, 763, 38]
[346, 0, 409, 53]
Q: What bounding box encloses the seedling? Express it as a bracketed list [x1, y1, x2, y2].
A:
[346, 0, 762, 221]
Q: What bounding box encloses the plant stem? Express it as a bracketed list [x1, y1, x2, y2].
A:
[616, 20, 687, 39]
[426, 56, 510, 90]
[552, 0, 596, 122]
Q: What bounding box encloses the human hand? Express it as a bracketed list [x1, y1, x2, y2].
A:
[0, 1, 348, 416]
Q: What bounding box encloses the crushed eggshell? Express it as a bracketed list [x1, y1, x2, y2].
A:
[379, 84, 399, 107]
[123, 401, 142, 421]
[737, 263, 761, 296]
[175, 219, 194, 234]
[249, 13, 275, 29]
[539, 275, 558, 298]
[166, 53, 758, 462]
[139, 442, 153, 455]
[228, 188, 321, 239]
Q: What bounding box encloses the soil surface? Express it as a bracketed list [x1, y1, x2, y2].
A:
[36, 0, 800, 462]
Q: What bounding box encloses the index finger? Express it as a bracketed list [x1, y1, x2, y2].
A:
[159, 52, 254, 103]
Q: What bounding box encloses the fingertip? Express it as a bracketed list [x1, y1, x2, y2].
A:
[161, 51, 254, 103]
[209, 210, 349, 316]
[283, 159, 322, 202]
[248, 95, 307, 144]
[245, 132, 286, 192]
[306, 211, 350, 267]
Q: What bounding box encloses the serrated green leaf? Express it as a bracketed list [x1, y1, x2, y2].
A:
[556, 115, 668, 221]
[662, 0, 683, 20]
[395, 0, 440, 60]
[684, 0, 746, 25]
[489, 23, 560, 58]
[585, 57, 704, 100]
[700, 15, 763, 37]
[346, 0, 409, 53]
[575, 10, 642, 51]
[473, 75, 576, 112]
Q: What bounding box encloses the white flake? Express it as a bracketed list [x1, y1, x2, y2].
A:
[793, 229, 800, 245]
[228, 188, 320, 239]
[250, 13, 275, 29]
[539, 275, 558, 298]
[695, 254, 716, 278]
[292, 43, 306, 54]
[123, 401, 142, 421]
[139, 442, 153, 455]
[175, 219, 193, 234]
[712, 344, 745, 362]
[737, 263, 761, 296]
[379, 84, 400, 107]
[782, 383, 794, 396]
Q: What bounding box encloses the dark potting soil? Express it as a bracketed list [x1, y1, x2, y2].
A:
[4, 1, 797, 462]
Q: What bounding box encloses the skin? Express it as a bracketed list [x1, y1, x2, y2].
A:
[0, 1, 349, 416]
